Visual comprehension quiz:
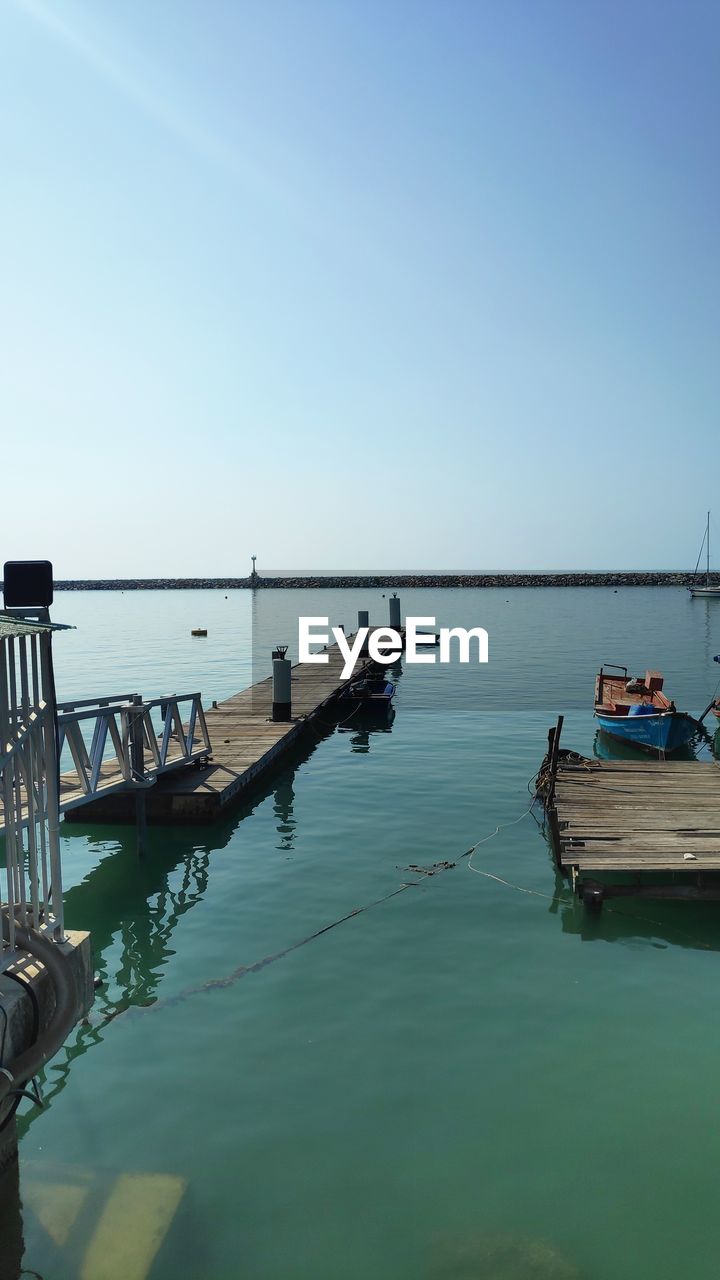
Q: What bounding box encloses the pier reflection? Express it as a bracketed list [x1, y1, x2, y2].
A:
[16, 705, 398, 1134]
[539, 853, 720, 954]
[3, 698, 401, 1276]
[557, 890, 720, 953]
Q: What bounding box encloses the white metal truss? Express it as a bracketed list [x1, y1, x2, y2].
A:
[55, 692, 211, 810]
[0, 622, 65, 955]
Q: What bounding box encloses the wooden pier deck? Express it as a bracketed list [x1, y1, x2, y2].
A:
[539, 724, 720, 904]
[65, 641, 375, 825]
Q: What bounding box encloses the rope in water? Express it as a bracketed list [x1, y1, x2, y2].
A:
[90, 790, 716, 1030]
[111, 800, 561, 1017]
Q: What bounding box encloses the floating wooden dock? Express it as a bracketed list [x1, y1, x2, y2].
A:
[538, 720, 720, 908]
[65, 641, 375, 825]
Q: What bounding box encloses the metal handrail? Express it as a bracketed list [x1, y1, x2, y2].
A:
[1, 628, 64, 954]
[56, 693, 136, 712]
[57, 692, 211, 811]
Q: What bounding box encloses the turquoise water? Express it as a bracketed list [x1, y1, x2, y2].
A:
[6, 587, 720, 1279]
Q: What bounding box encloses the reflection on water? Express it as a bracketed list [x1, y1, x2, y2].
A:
[17, 706, 399, 1133]
[338, 709, 396, 753]
[557, 885, 720, 954]
[537, 809, 720, 954]
[592, 725, 714, 761]
[5, 697, 401, 1278]
[10, 588, 720, 1280]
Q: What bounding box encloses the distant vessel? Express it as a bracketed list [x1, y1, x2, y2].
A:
[594, 664, 698, 754]
[689, 512, 720, 598]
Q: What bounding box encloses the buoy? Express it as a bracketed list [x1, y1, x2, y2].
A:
[191, 628, 208, 637]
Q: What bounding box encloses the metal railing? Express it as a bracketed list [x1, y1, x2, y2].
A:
[2, 652, 212, 959]
[1, 625, 64, 954]
[56, 692, 211, 810]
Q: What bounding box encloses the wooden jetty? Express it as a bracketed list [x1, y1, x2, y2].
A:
[538, 719, 720, 909]
[65, 640, 377, 825]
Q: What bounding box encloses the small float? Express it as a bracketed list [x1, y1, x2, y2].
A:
[191, 628, 208, 637]
[594, 664, 698, 755]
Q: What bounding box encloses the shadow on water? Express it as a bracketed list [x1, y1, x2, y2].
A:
[16, 709, 398, 1137]
[537, 834, 720, 955]
[337, 705, 396, 752]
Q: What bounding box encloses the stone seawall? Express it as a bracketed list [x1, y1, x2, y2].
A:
[34, 572, 720, 590]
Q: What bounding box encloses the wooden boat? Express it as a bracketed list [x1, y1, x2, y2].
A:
[689, 512, 720, 597]
[594, 664, 698, 754]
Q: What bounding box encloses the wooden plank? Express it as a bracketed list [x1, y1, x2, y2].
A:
[546, 754, 720, 880]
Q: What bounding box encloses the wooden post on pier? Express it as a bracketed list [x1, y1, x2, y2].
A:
[546, 715, 564, 869]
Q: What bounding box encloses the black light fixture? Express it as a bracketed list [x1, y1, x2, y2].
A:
[3, 560, 54, 608]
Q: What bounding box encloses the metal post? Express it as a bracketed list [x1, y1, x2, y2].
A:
[272, 647, 291, 722]
[130, 694, 146, 856]
[358, 611, 369, 655]
[38, 631, 64, 939]
[389, 593, 401, 629]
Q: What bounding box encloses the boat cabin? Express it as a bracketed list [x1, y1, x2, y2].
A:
[594, 666, 673, 718]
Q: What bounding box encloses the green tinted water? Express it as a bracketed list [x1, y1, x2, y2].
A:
[7, 588, 720, 1279]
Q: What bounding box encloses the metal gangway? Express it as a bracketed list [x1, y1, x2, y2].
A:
[1, 611, 212, 958]
[55, 691, 211, 813]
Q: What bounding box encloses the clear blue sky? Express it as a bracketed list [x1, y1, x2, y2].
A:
[2, 0, 718, 575]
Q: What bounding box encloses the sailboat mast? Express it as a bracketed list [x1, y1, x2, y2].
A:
[707, 511, 710, 587]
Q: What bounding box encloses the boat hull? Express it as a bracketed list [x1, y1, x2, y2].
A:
[337, 680, 395, 713]
[689, 587, 720, 598]
[594, 711, 697, 754]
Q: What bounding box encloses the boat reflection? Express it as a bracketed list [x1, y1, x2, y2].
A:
[593, 726, 713, 762]
[337, 705, 396, 752]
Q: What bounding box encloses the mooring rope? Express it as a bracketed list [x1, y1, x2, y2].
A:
[81, 788, 718, 1036]
[104, 802, 543, 1018]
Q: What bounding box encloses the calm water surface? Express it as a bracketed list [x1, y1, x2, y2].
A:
[7, 587, 720, 1280]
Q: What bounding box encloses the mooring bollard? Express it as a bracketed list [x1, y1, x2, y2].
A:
[272, 646, 291, 721]
[358, 610, 369, 654]
[389, 593, 401, 629]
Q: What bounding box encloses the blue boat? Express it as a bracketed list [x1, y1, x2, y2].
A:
[594, 664, 699, 755]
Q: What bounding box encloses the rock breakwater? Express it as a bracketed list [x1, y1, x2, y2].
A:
[32, 571, 720, 591]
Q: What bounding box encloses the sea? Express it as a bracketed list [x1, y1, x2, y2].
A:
[5, 585, 720, 1280]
